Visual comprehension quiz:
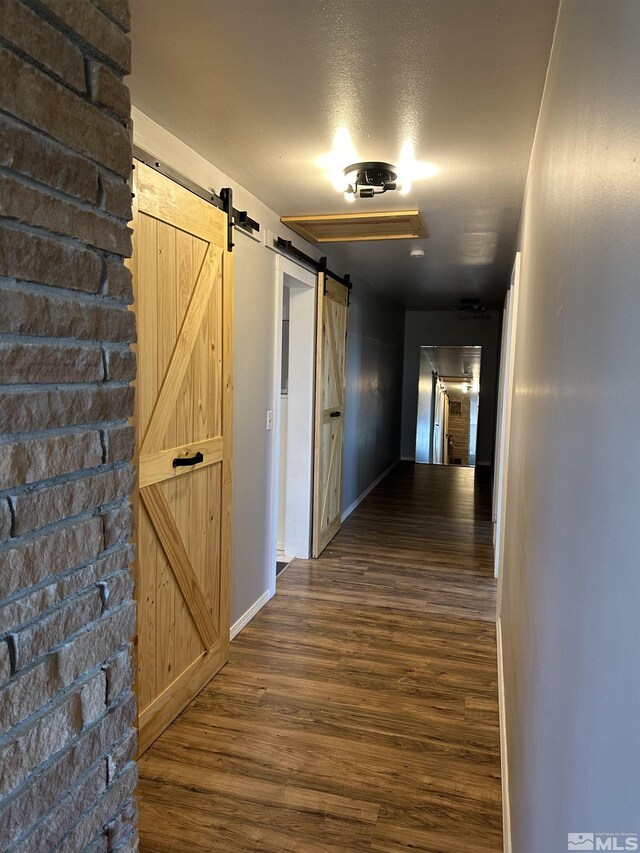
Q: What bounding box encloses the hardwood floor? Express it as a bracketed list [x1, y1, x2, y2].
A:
[138, 462, 502, 852]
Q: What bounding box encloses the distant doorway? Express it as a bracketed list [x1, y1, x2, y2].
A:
[415, 346, 482, 467]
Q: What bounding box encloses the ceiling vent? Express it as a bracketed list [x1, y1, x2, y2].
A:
[280, 210, 429, 244]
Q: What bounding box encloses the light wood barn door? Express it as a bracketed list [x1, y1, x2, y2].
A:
[312, 271, 349, 557]
[131, 161, 232, 753]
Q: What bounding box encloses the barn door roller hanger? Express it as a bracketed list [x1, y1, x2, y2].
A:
[132, 146, 260, 252]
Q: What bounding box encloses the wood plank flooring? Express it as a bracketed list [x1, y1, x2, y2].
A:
[138, 462, 502, 852]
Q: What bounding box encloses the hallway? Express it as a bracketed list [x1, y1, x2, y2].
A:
[137, 463, 502, 852]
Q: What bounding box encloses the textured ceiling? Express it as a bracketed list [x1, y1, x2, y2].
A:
[129, 0, 558, 308]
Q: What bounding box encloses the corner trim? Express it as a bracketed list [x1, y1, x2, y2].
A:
[230, 588, 273, 641]
[341, 459, 400, 523]
[496, 616, 512, 853]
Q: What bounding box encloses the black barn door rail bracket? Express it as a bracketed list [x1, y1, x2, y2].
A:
[133, 146, 260, 253]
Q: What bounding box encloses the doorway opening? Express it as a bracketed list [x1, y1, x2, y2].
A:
[269, 255, 317, 593]
[415, 346, 482, 467]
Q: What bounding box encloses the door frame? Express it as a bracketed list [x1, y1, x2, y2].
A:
[268, 254, 317, 594]
[493, 293, 510, 537]
[495, 252, 521, 600]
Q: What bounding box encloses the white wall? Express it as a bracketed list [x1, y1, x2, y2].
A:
[132, 107, 404, 625]
[433, 381, 446, 464]
[400, 312, 501, 465]
[500, 2, 640, 850]
[469, 394, 479, 464]
[415, 348, 434, 463]
[277, 395, 287, 552]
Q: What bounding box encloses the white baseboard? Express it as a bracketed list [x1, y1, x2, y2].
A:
[496, 616, 512, 853]
[341, 459, 400, 523]
[230, 588, 273, 641]
[287, 543, 310, 561]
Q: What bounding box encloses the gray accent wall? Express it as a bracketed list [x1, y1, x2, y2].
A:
[501, 2, 640, 850]
[400, 311, 501, 465]
[341, 281, 405, 514]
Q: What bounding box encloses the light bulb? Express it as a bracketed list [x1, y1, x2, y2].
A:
[397, 141, 415, 195]
[344, 190, 355, 203]
[399, 140, 416, 165]
[333, 128, 356, 163]
[317, 128, 359, 193]
[332, 171, 349, 193]
[396, 138, 437, 191]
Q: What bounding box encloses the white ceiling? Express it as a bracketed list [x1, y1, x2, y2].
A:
[129, 0, 558, 309]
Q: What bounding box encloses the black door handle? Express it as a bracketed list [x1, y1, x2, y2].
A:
[330, 411, 341, 418]
[172, 451, 204, 468]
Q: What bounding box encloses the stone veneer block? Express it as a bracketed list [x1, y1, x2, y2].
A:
[0, 1, 138, 849]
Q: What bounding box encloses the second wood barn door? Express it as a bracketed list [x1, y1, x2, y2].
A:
[312, 271, 349, 557]
[131, 161, 232, 753]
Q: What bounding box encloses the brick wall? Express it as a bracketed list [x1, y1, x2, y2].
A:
[0, 1, 138, 850]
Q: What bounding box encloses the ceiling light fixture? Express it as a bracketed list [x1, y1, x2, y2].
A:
[410, 248, 425, 258]
[317, 130, 438, 202]
[343, 162, 401, 199]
